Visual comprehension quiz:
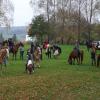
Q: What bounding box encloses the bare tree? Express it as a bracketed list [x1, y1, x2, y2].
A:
[30, 0, 100, 43]
[0, 0, 14, 27]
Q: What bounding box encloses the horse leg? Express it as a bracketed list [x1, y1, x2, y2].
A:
[73, 58, 75, 65]
[4, 58, 7, 67]
[15, 53, 17, 60]
[78, 57, 80, 65]
[76, 58, 79, 65]
[0, 64, 2, 70]
[87, 47, 89, 52]
[81, 53, 83, 64]
[13, 53, 14, 60]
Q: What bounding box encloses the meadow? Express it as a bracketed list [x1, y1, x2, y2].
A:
[0, 45, 100, 100]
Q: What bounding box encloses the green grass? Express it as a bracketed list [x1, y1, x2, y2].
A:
[0, 45, 100, 100]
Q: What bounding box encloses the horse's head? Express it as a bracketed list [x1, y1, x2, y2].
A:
[16, 42, 23, 48]
[68, 56, 72, 65]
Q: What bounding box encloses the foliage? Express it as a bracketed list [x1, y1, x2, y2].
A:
[0, 0, 14, 26]
[0, 33, 4, 43]
[28, 15, 48, 36]
[30, 0, 100, 43]
[28, 15, 49, 42]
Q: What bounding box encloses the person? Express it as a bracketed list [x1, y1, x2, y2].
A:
[30, 42, 35, 61]
[30, 42, 34, 54]
[8, 38, 14, 52]
[90, 47, 96, 66]
[19, 44, 24, 60]
[74, 40, 80, 56]
[74, 40, 80, 50]
[47, 46, 52, 59]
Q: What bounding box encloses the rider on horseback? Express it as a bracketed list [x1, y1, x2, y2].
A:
[74, 40, 80, 56]
[8, 38, 14, 52]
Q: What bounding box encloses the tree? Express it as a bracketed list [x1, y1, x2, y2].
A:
[0, 33, 4, 43]
[28, 15, 49, 43]
[30, 0, 100, 43]
[0, 0, 14, 27]
[83, 0, 100, 40]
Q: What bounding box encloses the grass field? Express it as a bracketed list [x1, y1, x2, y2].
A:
[0, 45, 100, 100]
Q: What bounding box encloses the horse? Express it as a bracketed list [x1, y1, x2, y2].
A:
[97, 54, 100, 67]
[68, 49, 84, 65]
[10, 42, 22, 60]
[26, 59, 34, 74]
[33, 47, 40, 68]
[0, 47, 9, 69]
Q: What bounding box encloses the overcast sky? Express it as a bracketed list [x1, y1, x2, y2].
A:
[11, 0, 34, 26]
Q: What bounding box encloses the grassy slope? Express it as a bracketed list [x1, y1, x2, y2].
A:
[0, 45, 100, 100]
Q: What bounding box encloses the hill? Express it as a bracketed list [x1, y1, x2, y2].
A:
[0, 26, 27, 41]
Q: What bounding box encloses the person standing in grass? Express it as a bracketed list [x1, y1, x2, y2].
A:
[19, 44, 24, 60]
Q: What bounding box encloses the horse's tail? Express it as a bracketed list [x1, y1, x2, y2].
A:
[68, 52, 73, 64]
[80, 50, 84, 64]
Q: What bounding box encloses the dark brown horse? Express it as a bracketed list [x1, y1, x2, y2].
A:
[97, 54, 100, 67]
[68, 49, 84, 65]
[11, 42, 22, 60]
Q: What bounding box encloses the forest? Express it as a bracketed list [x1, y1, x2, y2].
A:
[28, 0, 100, 44]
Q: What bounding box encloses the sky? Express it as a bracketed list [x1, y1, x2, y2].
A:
[11, 0, 34, 26]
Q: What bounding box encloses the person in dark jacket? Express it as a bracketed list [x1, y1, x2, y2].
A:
[90, 47, 96, 66]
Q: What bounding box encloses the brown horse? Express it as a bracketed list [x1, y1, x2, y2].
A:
[68, 49, 84, 65]
[97, 54, 100, 67]
[34, 48, 40, 68]
[0, 48, 8, 69]
[27, 63, 34, 74]
[11, 42, 21, 60]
